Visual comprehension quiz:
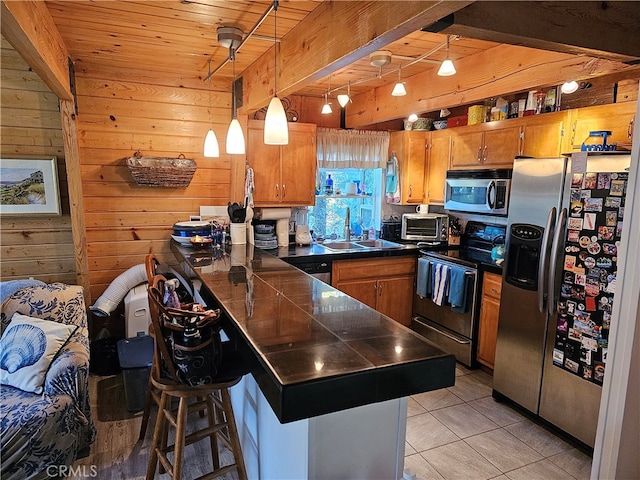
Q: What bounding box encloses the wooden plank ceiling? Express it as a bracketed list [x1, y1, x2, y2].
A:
[41, 0, 640, 112]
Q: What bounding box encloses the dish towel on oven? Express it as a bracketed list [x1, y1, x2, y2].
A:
[431, 262, 450, 306]
[449, 265, 469, 313]
[416, 258, 431, 297]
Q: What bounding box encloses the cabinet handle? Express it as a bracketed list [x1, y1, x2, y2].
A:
[275, 184, 279, 198]
[477, 146, 482, 163]
[570, 120, 577, 147]
[629, 116, 635, 140]
[282, 184, 286, 198]
[483, 145, 488, 162]
[378, 282, 383, 296]
[409, 184, 413, 197]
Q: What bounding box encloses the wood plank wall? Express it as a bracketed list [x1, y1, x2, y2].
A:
[74, 65, 246, 301]
[0, 37, 77, 285]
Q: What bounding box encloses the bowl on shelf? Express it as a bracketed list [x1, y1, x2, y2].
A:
[412, 118, 433, 131]
[433, 120, 448, 130]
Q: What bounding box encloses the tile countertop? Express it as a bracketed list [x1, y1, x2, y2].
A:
[172, 241, 455, 423]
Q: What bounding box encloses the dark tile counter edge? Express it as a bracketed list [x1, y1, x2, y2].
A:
[172, 241, 456, 424]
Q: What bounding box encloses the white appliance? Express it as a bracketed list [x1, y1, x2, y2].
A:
[444, 169, 512, 215]
[493, 153, 631, 447]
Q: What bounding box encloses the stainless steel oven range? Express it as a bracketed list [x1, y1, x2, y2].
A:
[411, 221, 506, 367]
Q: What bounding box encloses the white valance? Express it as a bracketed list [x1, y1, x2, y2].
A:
[317, 128, 390, 169]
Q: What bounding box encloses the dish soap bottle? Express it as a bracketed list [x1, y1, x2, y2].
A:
[325, 174, 334, 195]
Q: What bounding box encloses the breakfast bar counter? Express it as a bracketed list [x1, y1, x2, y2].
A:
[172, 241, 455, 479]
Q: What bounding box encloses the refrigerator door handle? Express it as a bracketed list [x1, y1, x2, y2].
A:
[547, 207, 567, 317]
[538, 207, 556, 313]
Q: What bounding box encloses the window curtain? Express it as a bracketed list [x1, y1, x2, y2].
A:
[317, 128, 390, 169]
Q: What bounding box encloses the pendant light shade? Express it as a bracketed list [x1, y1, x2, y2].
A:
[391, 65, 407, 96]
[264, 95, 289, 144]
[225, 47, 246, 154]
[264, 1, 289, 145]
[437, 35, 456, 77]
[337, 94, 350, 108]
[203, 60, 220, 157]
[204, 129, 220, 157]
[321, 92, 332, 114]
[226, 119, 245, 154]
[391, 82, 407, 96]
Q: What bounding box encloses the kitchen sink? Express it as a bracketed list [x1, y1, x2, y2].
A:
[354, 239, 403, 249]
[322, 239, 404, 251]
[322, 241, 366, 251]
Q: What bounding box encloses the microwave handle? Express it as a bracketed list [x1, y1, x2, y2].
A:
[487, 181, 496, 209]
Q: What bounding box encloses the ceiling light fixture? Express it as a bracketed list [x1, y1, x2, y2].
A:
[264, 0, 288, 145]
[391, 64, 407, 96]
[337, 81, 351, 108]
[203, 60, 220, 157]
[369, 50, 392, 68]
[225, 46, 245, 155]
[321, 91, 332, 114]
[437, 35, 456, 77]
[561, 80, 579, 94]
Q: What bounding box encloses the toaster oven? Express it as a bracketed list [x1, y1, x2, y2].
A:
[401, 213, 449, 242]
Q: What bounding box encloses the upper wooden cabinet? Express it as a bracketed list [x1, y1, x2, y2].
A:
[426, 130, 450, 205]
[563, 102, 636, 153]
[247, 120, 317, 206]
[450, 124, 521, 169]
[389, 131, 427, 204]
[519, 110, 566, 158]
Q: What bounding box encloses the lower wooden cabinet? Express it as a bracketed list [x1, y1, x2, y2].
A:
[477, 271, 503, 369]
[331, 256, 416, 326]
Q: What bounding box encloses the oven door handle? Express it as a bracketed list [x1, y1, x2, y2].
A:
[538, 207, 556, 313]
[547, 207, 567, 317]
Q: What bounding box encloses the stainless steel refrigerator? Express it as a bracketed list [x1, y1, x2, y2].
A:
[493, 152, 631, 448]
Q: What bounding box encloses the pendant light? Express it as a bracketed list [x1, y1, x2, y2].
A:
[264, 0, 288, 145]
[437, 35, 456, 77]
[225, 47, 245, 154]
[203, 60, 220, 157]
[321, 91, 332, 114]
[391, 64, 407, 96]
[337, 81, 351, 108]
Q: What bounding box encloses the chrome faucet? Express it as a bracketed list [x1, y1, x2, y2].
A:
[344, 207, 351, 240]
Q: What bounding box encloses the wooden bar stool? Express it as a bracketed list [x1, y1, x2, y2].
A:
[145, 275, 248, 480]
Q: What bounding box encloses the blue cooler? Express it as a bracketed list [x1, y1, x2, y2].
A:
[117, 335, 153, 411]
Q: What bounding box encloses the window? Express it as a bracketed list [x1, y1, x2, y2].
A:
[308, 168, 383, 239]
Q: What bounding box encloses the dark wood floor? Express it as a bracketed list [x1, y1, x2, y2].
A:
[71, 373, 238, 480]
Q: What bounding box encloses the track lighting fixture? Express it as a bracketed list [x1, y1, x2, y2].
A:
[321, 92, 332, 114]
[337, 81, 351, 108]
[203, 60, 220, 157]
[264, 0, 288, 145]
[391, 65, 407, 96]
[437, 35, 456, 77]
[225, 47, 245, 155]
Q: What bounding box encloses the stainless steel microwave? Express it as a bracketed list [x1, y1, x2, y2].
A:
[444, 169, 512, 216]
[401, 213, 449, 242]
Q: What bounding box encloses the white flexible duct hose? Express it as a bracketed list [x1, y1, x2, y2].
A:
[90, 264, 147, 316]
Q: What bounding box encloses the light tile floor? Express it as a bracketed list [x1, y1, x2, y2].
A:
[404, 365, 593, 480]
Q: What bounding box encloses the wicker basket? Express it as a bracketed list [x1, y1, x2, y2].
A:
[126, 151, 197, 187]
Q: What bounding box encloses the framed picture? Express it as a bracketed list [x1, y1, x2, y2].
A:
[0, 157, 61, 216]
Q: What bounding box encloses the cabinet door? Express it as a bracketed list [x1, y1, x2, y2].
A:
[248, 121, 281, 205]
[565, 102, 636, 152]
[477, 272, 503, 369]
[335, 279, 378, 310]
[426, 130, 450, 204]
[520, 111, 566, 158]
[403, 131, 427, 204]
[482, 126, 521, 168]
[450, 130, 484, 169]
[281, 123, 317, 206]
[377, 275, 415, 326]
